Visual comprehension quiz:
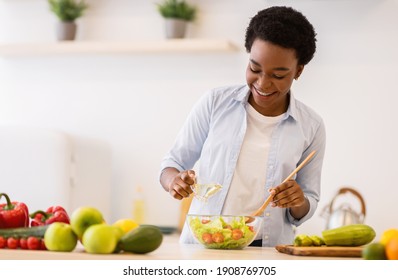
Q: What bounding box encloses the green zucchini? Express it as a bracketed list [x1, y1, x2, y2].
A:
[0, 225, 49, 238]
[293, 234, 325, 246]
[294, 234, 313, 246]
[322, 224, 376, 246]
[310, 235, 325, 246]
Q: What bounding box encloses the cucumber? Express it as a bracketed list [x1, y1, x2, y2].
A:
[322, 224, 376, 246]
[310, 235, 325, 246]
[294, 234, 313, 246]
[0, 225, 49, 238]
[119, 225, 163, 254]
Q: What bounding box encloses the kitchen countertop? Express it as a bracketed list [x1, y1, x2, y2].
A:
[0, 234, 360, 260]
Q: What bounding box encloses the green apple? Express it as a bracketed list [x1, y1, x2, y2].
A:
[82, 224, 119, 254]
[44, 222, 78, 252]
[70, 206, 104, 240]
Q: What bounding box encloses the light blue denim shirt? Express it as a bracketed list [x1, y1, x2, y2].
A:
[160, 84, 326, 246]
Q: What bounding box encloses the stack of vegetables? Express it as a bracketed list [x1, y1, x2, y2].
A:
[293, 224, 376, 247]
[0, 193, 70, 250]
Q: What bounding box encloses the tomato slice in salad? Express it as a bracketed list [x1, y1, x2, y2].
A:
[211, 232, 224, 243]
[232, 229, 244, 240]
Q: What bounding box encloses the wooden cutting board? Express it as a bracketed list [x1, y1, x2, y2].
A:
[275, 244, 363, 257]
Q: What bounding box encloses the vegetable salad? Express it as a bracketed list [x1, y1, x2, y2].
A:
[188, 216, 257, 249]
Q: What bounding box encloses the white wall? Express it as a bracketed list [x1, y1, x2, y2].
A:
[1, 0, 397, 240]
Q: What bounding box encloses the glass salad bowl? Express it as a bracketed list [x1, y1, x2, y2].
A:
[186, 214, 263, 249]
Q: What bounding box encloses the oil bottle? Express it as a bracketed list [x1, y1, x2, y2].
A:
[132, 186, 145, 224]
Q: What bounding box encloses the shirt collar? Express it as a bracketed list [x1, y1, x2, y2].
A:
[232, 85, 251, 103]
[233, 85, 298, 121]
[286, 91, 298, 121]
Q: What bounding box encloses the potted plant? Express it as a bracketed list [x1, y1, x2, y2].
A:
[48, 0, 88, 41]
[156, 0, 197, 39]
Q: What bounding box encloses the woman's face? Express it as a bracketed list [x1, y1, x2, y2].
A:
[246, 39, 304, 116]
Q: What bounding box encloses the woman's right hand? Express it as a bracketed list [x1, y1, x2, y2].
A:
[166, 169, 196, 200]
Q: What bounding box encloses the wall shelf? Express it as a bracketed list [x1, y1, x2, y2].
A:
[0, 39, 239, 56]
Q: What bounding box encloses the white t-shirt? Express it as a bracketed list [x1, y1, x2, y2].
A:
[222, 103, 285, 215]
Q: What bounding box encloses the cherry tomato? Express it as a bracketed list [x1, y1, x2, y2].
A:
[40, 239, 47, 250]
[232, 229, 244, 240]
[201, 219, 210, 224]
[248, 226, 254, 232]
[0, 236, 6, 248]
[212, 232, 224, 243]
[19, 238, 28, 249]
[27, 236, 40, 250]
[202, 233, 213, 244]
[6, 237, 19, 249]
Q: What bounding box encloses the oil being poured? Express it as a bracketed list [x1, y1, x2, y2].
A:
[191, 183, 222, 203]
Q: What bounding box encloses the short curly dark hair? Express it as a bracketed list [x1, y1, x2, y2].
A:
[245, 6, 317, 65]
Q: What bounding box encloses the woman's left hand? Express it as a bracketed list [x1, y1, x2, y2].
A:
[270, 180, 309, 219]
[270, 180, 306, 208]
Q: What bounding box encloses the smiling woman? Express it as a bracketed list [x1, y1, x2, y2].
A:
[159, 6, 326, 248]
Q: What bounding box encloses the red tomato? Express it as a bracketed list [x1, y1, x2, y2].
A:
[201, 219, 210, 224]
[40, 239, 47, 250]
[6, 237, 19, 249]
[202, 233, 213, 244]
[248, 226, 254, 232]
[19, 238, 28, 249]
[232, 229, 244, 240]
[27, 237, 40, 250]
[212, 232, 224, 243]
[0, 236, 6, 248]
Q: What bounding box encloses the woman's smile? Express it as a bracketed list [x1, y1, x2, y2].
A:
[252, 85, 277, 98]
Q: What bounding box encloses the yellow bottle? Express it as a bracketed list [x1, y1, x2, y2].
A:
[132, 186, 145, 224]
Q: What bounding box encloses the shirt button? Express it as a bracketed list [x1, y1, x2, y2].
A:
[265, 212, 270, 217]
[264, 235, 269, 240]
[269, 165, 274, 169]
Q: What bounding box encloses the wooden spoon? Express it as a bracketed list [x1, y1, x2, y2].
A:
[246, 150, 316, 223]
